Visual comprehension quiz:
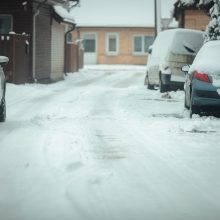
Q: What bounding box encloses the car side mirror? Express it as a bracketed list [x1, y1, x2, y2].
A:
[182, 65, 190, 73]
[148, 46, 152, 54]
[0, 56, 9, 67]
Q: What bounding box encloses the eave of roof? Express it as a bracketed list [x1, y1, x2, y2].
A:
[33, 0, 66, 6]
[52, 5, 75, 25]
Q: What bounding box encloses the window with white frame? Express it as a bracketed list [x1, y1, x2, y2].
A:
[106, 33, 119, 55]
[133, 35, 154, 55]
[0, 15, 13, 35]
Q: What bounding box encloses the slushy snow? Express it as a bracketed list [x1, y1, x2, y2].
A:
[0, 65, 220, 220]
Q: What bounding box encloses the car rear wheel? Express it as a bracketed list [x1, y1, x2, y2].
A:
[0, 98, 6, 122]
[144, 73, 154, 90]
[159, 75, 169, 93]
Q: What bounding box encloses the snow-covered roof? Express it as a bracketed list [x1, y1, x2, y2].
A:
[174, 0, 213, 8]
[53, 5, 75, 25]
[71, 0, 177, 28]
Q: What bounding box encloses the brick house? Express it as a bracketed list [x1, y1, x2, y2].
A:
[173, 0, 214, 31]
[71, 0, 166, 65]
[73, 26, 155, 65]
[0, 0, 77, 84]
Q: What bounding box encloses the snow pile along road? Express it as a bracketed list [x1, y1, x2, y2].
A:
[0, 65, 220, 220]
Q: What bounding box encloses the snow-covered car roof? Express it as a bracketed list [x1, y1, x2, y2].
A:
[151, 28, 204, 59]
[190, 40, 220, 75]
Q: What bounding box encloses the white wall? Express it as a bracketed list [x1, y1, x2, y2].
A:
[51, 20, 65, 81]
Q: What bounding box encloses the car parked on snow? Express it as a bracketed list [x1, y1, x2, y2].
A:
[183, 40, 220, 118]
[0, 56, 9, 122]
[144, 28, 204, 92]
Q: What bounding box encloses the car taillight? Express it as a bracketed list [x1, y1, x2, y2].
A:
[194, 71, 211, 83]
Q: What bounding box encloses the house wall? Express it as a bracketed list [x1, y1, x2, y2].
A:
[0, 0, 33, 35]
[184, 10, 210, 31]
[74, 27, 155, 65]
[34, 3, 52, 82]
[51, 19, 65, 81]
[0, 0, 33, 81]
[0, 0, 69, 84]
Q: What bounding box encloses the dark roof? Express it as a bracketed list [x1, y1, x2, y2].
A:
[33, 0, 71, 6]
[173, 0, 214, 20]
[34, 0, 79, 6]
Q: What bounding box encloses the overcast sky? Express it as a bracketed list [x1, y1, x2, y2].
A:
[72, 0, 177, 27]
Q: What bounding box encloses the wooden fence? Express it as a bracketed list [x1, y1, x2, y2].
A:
[0, 34, 31, 84]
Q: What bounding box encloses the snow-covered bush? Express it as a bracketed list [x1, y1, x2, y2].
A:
[204, 0, 220, 42]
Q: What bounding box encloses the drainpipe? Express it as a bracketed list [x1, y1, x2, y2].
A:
[64, 23, 76, 75]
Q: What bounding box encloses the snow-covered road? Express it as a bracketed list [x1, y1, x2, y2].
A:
[0, 65, 220, 220]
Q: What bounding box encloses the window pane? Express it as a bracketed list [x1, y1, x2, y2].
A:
[144, 36, 155, 53]
[134, 36, 142, 52]
[109, 37, 117, 52]
[83, 39, 95, 52]
[0, 15, 12, 34]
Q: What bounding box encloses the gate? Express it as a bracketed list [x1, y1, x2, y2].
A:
[0, 34, 31, 84]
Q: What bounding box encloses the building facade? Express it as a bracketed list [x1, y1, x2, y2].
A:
[74, 26, 155, 65]
[0, 0, 77, 84]
[173, 1, 213, 31]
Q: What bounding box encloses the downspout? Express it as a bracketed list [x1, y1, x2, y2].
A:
[64, 24, 76, 75]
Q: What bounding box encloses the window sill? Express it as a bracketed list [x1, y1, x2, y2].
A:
[133, 53, 148, 56]
[106, 53, 118, 56]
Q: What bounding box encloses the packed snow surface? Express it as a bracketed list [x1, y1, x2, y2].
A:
[0, 65, 220, 220]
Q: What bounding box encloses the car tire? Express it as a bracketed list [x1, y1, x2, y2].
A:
[144, 73, 154, 90]
[159, 75, 169, 93]
[0, 98, 6, 122]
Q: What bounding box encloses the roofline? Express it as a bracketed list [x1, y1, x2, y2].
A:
[33, 0, 65, 6]
[52, 6, 76, 25]
[76, 25, 155, 29]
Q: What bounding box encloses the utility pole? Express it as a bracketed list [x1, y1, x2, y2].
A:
[154, 0, 161, 36]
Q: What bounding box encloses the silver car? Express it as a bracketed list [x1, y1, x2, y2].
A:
[184, 40, 220, 118]
[145, 29, 204, 93]
[0, 56, 9, 122]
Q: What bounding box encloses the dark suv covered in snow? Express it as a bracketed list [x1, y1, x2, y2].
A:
[0, 56, 9, 122]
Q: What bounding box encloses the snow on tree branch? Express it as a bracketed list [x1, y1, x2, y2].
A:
[204, 0, 220, 42]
